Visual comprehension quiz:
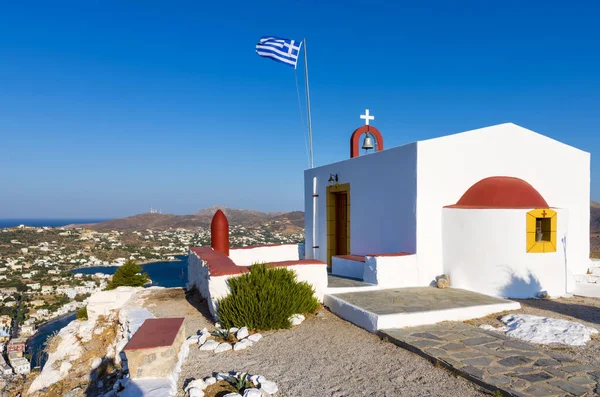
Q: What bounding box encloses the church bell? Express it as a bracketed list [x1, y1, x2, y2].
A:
[362, 133, 374, 151]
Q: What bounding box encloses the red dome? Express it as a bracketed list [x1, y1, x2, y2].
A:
[448, 176, 549, 209]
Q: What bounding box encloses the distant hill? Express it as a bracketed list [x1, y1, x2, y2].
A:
[66, 206, 305, 234]
[66, 202, 600, 242]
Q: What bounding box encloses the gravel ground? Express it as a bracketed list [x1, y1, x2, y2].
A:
[176, 309, 489, 397]
[466, 294, 600, 368]
[139, 288, 488, 396]
[137, 288, 600, 396]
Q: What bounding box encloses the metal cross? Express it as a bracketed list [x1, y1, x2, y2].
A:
[360, 109, 374, 126]
[542, 210, 547, 218]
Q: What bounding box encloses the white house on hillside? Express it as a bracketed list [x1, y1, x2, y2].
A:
[304, 120, 590, 298]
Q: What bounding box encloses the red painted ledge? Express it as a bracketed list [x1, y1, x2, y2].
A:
[367, 252, 412, 257]
[124, 317, 184, 351]
[190, 247, 244, 276]
[333, 254, 366, 263]
[190, 247, 325, 277]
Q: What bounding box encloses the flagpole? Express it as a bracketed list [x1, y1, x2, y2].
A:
[303, 38, 314, 168]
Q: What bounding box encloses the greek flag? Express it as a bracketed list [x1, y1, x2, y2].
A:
[256, 36, 302, 68]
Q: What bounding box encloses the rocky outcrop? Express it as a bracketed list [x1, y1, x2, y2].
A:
[28, 287, 154, 396]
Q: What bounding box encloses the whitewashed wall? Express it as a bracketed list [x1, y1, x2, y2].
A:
[228, 244, 300, 267]
[331, 257, 364, 279]
[417, 123, 590, 285]
[443, 208, 571, 298]
[304, 143, 418, 262]
[363, 254, 419, 288]
[187, 251, 328, 319]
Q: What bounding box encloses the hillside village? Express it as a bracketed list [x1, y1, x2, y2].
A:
[0, 211, 303, 384]
[1, 202, 600, 395]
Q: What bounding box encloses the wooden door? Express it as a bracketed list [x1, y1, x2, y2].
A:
[335, 192, 348, 255]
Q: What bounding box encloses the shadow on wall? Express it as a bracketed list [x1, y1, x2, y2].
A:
[498, 268, 544, 299]
[185, 286, 213, 319]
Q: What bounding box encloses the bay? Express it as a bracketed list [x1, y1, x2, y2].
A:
[30, 256, 188, 369]
[72, 255, 188, 288]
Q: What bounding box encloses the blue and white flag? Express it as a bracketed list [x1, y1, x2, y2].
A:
[256, 36, 302, 68]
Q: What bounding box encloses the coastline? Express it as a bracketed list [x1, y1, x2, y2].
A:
[71, 255, 186, 272]
[29, 311, 77, 339]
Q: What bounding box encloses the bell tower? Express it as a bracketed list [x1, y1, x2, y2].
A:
[350, 109, 384, 158]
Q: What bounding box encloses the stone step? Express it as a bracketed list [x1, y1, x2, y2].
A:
[324, 287, 520, 332]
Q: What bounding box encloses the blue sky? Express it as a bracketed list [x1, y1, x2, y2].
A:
[1, 1, 598, 218]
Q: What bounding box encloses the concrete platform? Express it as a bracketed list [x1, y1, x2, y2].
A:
[324, 287, 520, 332]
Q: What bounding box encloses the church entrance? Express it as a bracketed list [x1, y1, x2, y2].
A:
[335, 192, 348, 255]
[326, 183, 351, 266]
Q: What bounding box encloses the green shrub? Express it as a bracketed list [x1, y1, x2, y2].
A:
[217, 263, 319, 330]
[107, 260, 149, 289]
[76, 306, 88, 321]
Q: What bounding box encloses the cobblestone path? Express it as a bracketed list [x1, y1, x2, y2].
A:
[381, 322, 600, 396]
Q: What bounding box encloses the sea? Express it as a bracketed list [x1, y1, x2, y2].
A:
[72, 256, 189, 288]
[29, 256, 188, 368]
[0, 218, 110, 228]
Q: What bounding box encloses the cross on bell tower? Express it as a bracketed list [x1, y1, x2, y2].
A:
[360, 109, 374, 125]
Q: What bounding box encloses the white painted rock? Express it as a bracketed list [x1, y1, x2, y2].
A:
[229, 327, 239, 334]
[188, 387, 204, 397]
[222, 394, 242, 397]
[256, 375, 266, 384]
[289, 314, 305, 326]
[236, 326, 249, 340]
[260, 380, 278, 395]
[249, 374, 260, 386]
[214, 342, 233, 353]
[247, 333, 262, 342]
[215, 372, 229, 381]
[187, 335, 200, 343]
[198, 333, 207, 345]
[233, 339, 253, 351]
[199, 327, 208, 335]
[215, 322, 222, 328]
[243, 388, 262, 397]
[199, 340, 219, 351]
[185, 379, 207, 392]
[204, 376, 217, 386]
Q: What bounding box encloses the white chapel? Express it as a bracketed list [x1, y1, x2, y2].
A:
[303, 112, 590, 299]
